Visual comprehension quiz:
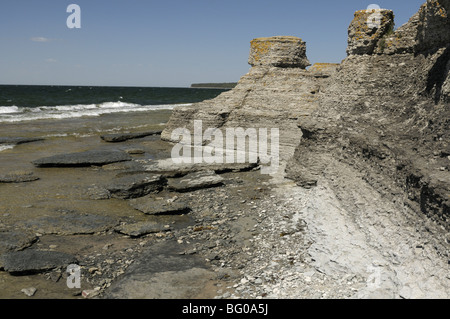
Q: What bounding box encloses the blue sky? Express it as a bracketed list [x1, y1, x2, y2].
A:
[0, 0, 425, 87]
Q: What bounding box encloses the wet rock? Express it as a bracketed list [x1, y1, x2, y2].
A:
[0, 171, 39, 183]
[0, 250, 77, 275]
[168, 170, 224, 192]
[102, 160, 145, 172]
[0, 230, 39, 255]
[103, 240, 215, 299]
[0, 137, 44, 145]
[22, 212, 119, 235]
[32, 150, 132, 167]
[86, 186, 111, 200]
[107, 173, 165, 199]
[125, 148, 145, 155]
[115, 222, 171, 238]
[100, 131, 162, 143]
[129, 196, 190, 215]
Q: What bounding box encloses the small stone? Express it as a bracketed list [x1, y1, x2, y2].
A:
[82, 289, 99, 299]
[125, 148, 146, 155]
[222, 292, 231, 299]
[21, 287, 37, 297]
[89, 267, 99, 274]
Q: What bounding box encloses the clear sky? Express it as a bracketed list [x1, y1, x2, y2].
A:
[0, 0, 425, 87]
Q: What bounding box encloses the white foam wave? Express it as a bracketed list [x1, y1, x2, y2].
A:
[0, 144, 15, 152]
[0, 106, 20, 114]
[0, 102, 190, 123]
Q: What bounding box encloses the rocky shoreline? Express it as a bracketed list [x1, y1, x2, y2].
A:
[0, 0, 449, 299]
[0, 128, 448, 299]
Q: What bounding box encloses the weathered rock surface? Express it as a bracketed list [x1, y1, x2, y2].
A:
[347, 9, 395, 55]
[32, 150, 132, 167]
[161, 36, 337, 163]
[142, 158, 258, 177]
[22, 212, 120, 235]
[154, 0, 449, 300]
[103, 240, 215, 299]
[100, 131, 162, 143]
[107, 173, 165, 199]
[102, 160, 145, 172]
[0, 171, 39, 183]
[249, 36, 310, 68]
[129, 196, 190, 215]
[0, 250, 77, 275]
[167, 170, 224, 192]
[86, 186, 111, 200]
[287, 0, 450, 229]
[0, 231, 38, 255]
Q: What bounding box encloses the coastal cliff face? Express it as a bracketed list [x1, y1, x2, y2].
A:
[162, 0, 449, 229]
[286, 0, 450, 229]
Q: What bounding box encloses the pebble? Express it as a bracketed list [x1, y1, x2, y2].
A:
[21, 287, 37, 297]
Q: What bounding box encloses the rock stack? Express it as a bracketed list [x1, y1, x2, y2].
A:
[162, 36, 337, 165]
[248, 36, 310, 68]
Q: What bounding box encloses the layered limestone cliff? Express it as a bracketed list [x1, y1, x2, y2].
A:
[286, 0, 449, 230]
[162, 1, 449, 230]
[162, 36, 337, 162]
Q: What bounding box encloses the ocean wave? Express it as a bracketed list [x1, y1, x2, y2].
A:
[0, 106, 20, 114]
[0, 102, 190, 123]
[0, 144, 15, 152]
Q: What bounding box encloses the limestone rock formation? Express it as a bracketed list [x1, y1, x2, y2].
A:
[287, 0, 450, 229]
[162, 1, 449, 230]
[162, 36, 336, 163]
[347, 9, 395, 55]
[248, 36, 310, 68]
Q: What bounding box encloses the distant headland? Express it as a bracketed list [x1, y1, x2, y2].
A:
[190, 83, 237, 89]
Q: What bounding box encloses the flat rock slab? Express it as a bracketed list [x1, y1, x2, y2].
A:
[0, 171, 39, 183]
[143, 158, 258, 177]
[0, 250, 77, 275]
[100, 131, 162, 143]
[168, 170, 224, 192]
[102, 160, 145, 172]
[129, 196, 190, 215]
[115, 222, 171, 238]
[22, 213, 120, 235]
[0, 137, 44, 145]
[0, 231, 39, 255]
[103, 240, 215, 299]
[32, 150, 132, 167]
[107, 173, 165, 199]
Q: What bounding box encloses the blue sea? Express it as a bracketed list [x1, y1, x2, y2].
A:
[0, 85, 227, 123]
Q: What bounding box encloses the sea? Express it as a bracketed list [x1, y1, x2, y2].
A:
[0, 85, 227, 123]
[0, 85, 228, 152]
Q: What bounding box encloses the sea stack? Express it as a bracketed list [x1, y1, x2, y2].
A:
[347, 9, 395, 55]
[248, 36, 311, 68]
[161, 36, 337, 163]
